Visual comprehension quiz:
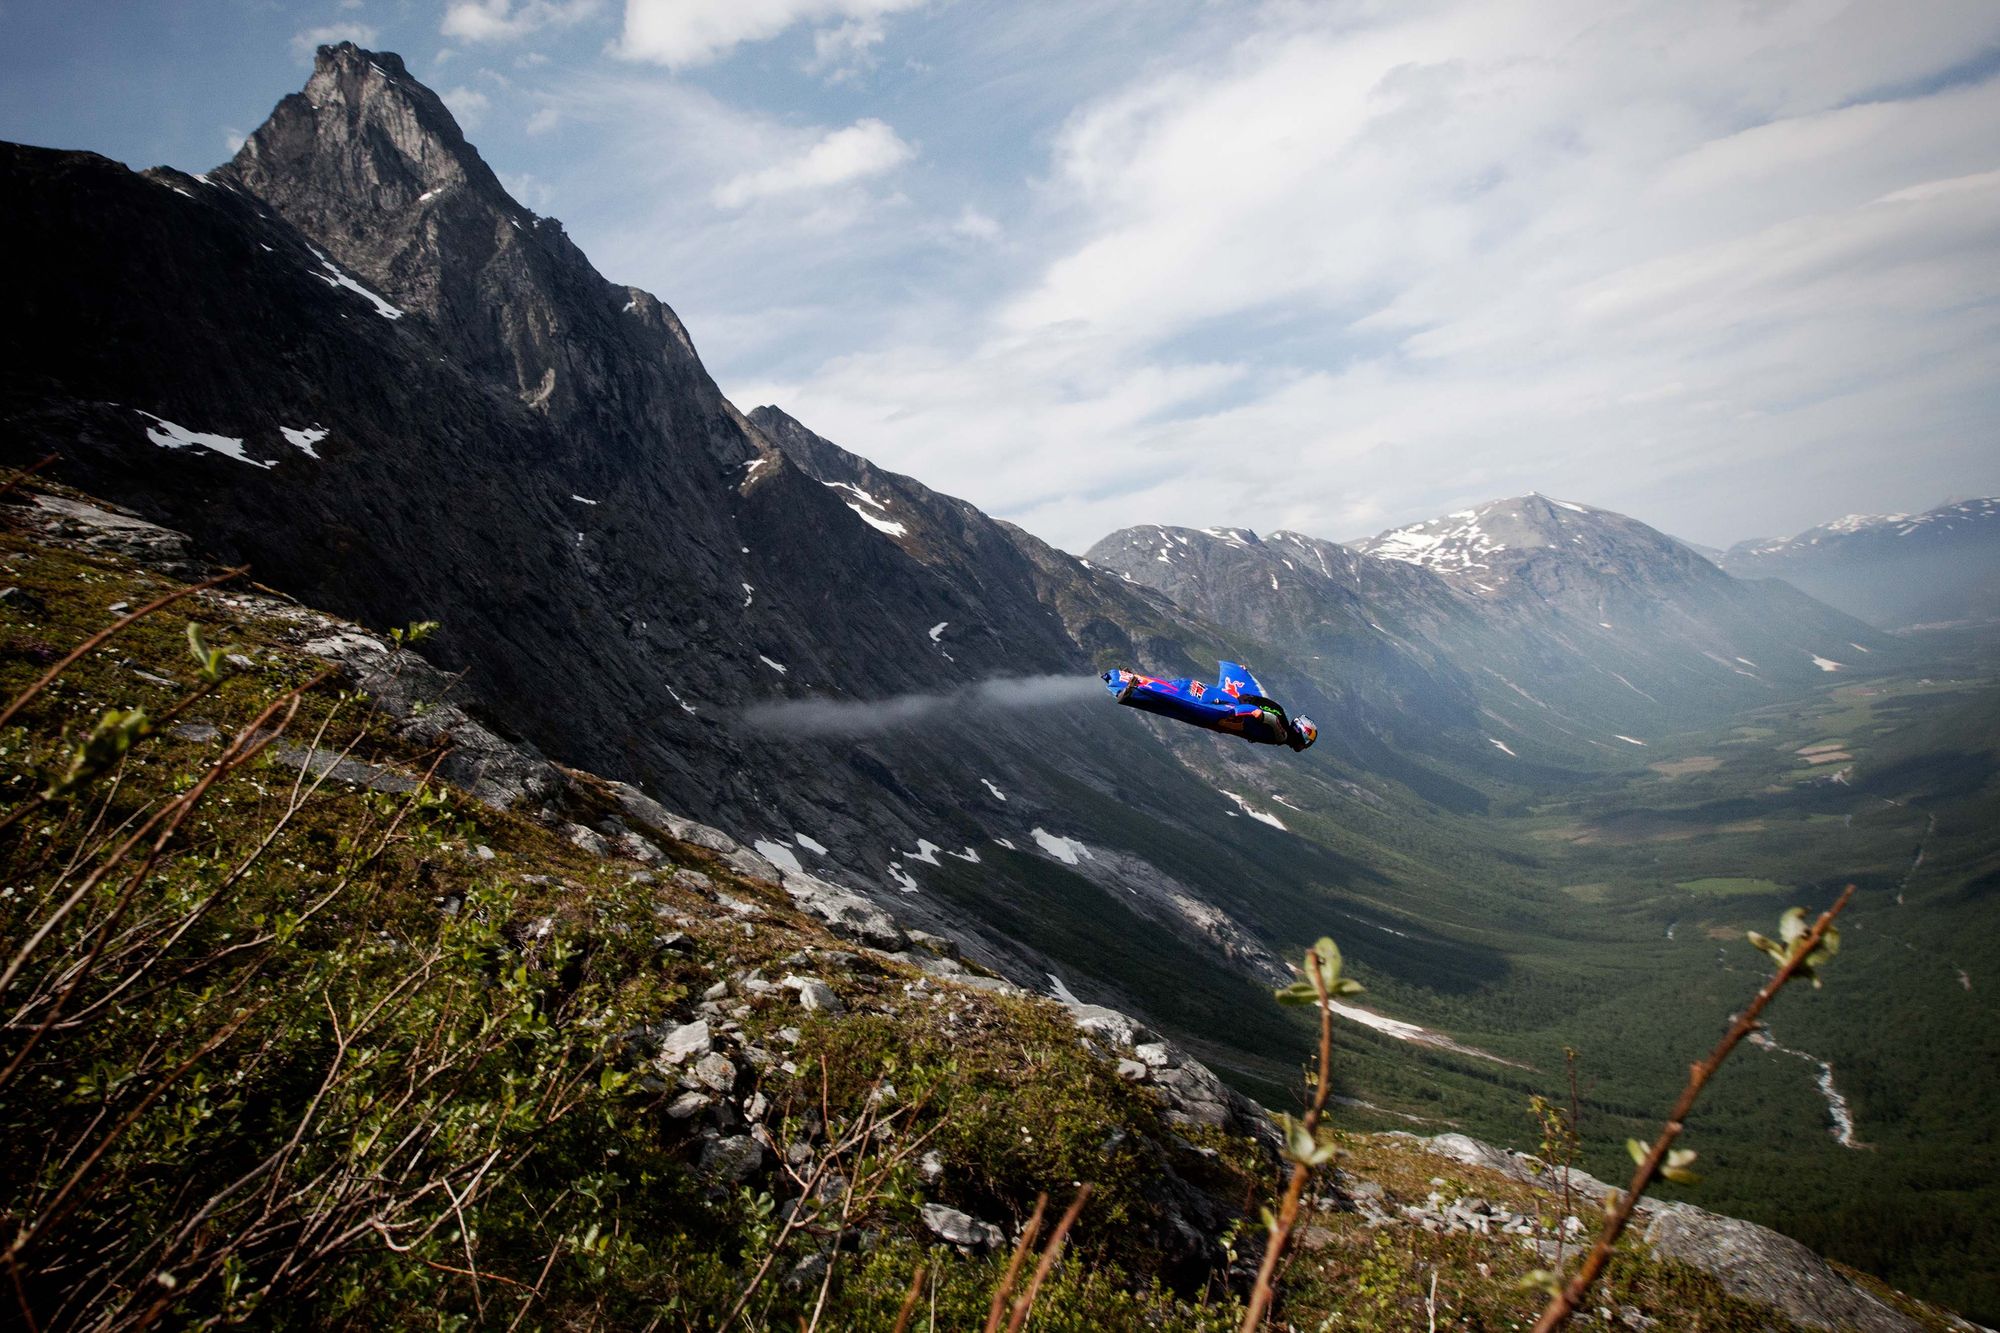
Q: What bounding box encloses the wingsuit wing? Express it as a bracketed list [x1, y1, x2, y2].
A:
[1214, 660, 1269, 704]
[1102, 668, 1234, 729]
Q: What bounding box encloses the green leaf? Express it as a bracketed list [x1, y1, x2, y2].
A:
[1627, 1138, 1649, 1166]
[1274, 981, 1319, 1006]
[1278, 1112, 1317, 1165]
[1746, 931, 1789, 965]
[1312, 936, 1343, 981]
[1779, 906, 1809, 945]
[1335, 978, 1365, 995]
[185, 621, 228, 683]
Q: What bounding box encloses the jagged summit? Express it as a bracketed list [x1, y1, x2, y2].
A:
[215, 43, 712, 427]
[224, 43, 511, 216]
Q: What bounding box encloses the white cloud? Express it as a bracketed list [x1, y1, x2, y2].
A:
[712, 118, 914, 208]
[525, 105, 562, 135]
[951, 206, 1000, 242]
[441, 86, 493, 131]
[736, 1, 2000, 551]
[442, 0, 600, 43]
[222, 126, 246, 153]
[806, 17, 885, 81]
[290, 23, 378, 62]
[613, 0, 923, 69]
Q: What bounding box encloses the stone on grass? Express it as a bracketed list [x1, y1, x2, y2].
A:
[700, 1135, 764, 1184]
[920, 1204, 1003, 1251]
[657, 1020, 712, 1065]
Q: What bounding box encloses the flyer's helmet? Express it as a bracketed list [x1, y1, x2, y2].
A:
[1288, 715, 1318, 751]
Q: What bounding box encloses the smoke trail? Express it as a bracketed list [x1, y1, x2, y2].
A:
[740, 673, 1102, 737]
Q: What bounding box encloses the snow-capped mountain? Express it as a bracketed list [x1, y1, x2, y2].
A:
[1722, 499, 2000, 628]
[1351, 494, 1720, 603]
[1090, 500, 1897, 765]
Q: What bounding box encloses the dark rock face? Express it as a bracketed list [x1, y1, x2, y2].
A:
[1721, 498, 2000, 629]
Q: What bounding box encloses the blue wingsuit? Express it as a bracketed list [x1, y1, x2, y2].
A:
[1102, 661, 1317, 751]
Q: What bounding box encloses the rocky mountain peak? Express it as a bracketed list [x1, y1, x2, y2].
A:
[1351, 493, 1716, 599]
[226, 42, 510, 218]
[217, 44, 721, 433]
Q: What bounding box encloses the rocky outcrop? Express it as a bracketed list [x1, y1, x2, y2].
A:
[1418, 1133, 1932, 1333]
[20, 494, 203, 577]
[1064, 1002, 1281, 1155]
[1644, 1209, 1923, 1333]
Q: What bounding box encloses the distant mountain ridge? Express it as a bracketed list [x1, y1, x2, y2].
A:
[1720, 498, 2000, 628]
[1089, 497, 1896, 773]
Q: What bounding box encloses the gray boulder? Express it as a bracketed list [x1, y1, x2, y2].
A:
[920, 1203, 1003, 1251]
[780, 974, 843, 1014]
[700, 1135, 764, 1184]
[656, 1020, 712, 1066]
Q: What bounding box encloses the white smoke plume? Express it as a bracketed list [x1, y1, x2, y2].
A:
[741, 673, 1102, 737]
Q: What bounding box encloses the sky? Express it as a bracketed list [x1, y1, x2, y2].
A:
[2, 0, 1997, 553]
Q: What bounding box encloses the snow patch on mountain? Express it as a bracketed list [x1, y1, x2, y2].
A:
[753, 840, 803, 875]
[305, 244, 403, 319]
[280, 425, 326, 458]
[1219, 790, 1286, 829]
[849, 505, 907, 538]
[1030, 828, 1090, 865]
[137, 412, 274, 469]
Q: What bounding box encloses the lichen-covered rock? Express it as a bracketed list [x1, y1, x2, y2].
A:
[778, 869, 907, 951]
[1644, 1207, 1924, 1333]
[26, 495, 203, 576]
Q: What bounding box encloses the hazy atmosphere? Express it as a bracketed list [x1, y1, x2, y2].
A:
[5, 1, 1997, 550]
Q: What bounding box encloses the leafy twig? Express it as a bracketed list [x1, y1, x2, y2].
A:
[1529, 887, 1854, 1331]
